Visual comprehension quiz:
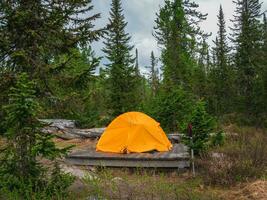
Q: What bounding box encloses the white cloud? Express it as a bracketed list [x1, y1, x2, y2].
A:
[92, 0, 267, 69]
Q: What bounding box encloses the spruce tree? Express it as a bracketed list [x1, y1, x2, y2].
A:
[0, 73, 72, 197]
[230, 0, 263, 116]
[154, 0, 207, 89]
[210, 5, 234, 115]
[262, 14, 267, 111]
[0, 0, 103, 87]
[148, 51, 160, 97]
[103, 0, 138, 117]
[193, 38, 208, 98]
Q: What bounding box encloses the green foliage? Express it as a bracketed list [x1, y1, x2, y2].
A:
[209, 131, 225, 147]
[0, 73, 73, 198]
[103, 0, 141, 117]
[145, 88, 194, 132]
[0, 0, 103, 76]
[40, 47, 108, 128]
[154, 0, 207, 89]
[208, 5, 235, 115]
[230, 0, 264, 116]
[81, 168, 219, 200]
[147, 51, 160, 97]
[182, 101, 216, 155]
[0, 165, 74, 200]
[200, 127, 267, 186]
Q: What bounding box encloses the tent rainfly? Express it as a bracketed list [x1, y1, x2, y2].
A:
[96, 112, 172, 154]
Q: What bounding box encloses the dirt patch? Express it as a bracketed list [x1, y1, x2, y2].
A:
[53, 138, 97, 151]
[222, 180, 267, 200]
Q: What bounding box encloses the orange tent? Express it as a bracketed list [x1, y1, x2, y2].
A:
[96, 112, 172, 153]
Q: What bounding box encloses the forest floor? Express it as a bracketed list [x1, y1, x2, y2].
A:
[1, 126, 266, 199]
[63, 163, 267, 200]
[52, 125, 267, 200]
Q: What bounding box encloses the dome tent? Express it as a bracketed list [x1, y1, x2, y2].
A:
[96, 112, 172, 153]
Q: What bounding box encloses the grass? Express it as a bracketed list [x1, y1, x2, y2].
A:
[2, 125, 266, 199]
[198, 125, 267, 186]
[66, 125, 267, 200]
[68, 167, 222, 200]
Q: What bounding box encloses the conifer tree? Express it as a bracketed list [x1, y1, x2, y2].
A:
[148, 51, 160, 97]
[0, 73, 71, 197]
[230, 0, 263, 115]
[103, 0, 138, 116]
[263, 14, 267, 101]
[210, 5, 234, 114]
[193, 38, 208, 98]
[154, 0, 207, 89]
[0, 0, 103, 87]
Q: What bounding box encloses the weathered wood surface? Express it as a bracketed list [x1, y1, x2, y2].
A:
[41, 119, 183, 142]
[41, 119, 106, 140]
[66, 144, 190, 168]
[41, 120, 190, 168]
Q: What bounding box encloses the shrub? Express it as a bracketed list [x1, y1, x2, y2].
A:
[199, 127, 267, 186]
[144, 87, 194, 132]
[182, 101, 218, 155]
[0, 73, 74, 199]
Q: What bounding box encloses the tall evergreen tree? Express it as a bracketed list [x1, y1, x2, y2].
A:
[103, 0, 137, 116]
[210, 5, 234, 115]
[154, 0, 207, 90]
[259, 13, 267, 114]
[148, 51, 160, 97]
[0, 73, 72, 197]
[193, 38, 209, 98]
[230, 0, 263, 116]
[0, 0, 104, 128]
[0, 1, 103, 80]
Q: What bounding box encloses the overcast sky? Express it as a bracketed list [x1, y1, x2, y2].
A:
[92, 0, 267, 70]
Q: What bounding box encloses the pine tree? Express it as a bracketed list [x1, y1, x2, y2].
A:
[210, 5, 234, 115]
[103, 0, 138, 116]
[154, 0, 207, 89]
[259, 13, 267, 115]
[148, 51, 160, 97]
[0, 0, 103, 87]
[0, 73, 71, 196]
[230, 0, 263, 116]
[262, 14, 267, 87]
[193, 38, 208, 98]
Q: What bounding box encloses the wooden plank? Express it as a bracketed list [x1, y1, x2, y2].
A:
[66, 157, 190, 168]
[66, 144, 190, 168]
[68, 151, 189, 161]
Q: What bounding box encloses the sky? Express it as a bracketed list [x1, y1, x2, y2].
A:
[91, 0, 267, 71]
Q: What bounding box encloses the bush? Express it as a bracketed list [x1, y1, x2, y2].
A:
[198, 127, 267, 186]
[144, 87, 194, 132]
[0, 73, 74, 199]
[0, 164, 74, 200]
[182, 101, 218, 155]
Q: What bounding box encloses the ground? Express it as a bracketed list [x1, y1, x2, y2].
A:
[53, 135, 267, 200]
[1, 126, 266, 199]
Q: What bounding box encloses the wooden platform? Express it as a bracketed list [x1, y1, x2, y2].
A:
[66, 144, 190, 169]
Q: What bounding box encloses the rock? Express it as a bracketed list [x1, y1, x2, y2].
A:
[112, 177, 124, 182]
[212, 153, 224, 158]
[60, 164, 96, 180]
